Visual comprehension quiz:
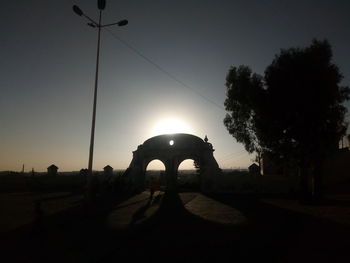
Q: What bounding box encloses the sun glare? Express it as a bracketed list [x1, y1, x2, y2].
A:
[151, 119, 192, 136]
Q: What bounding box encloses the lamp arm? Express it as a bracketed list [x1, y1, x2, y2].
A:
[101, 19, 128, 28]
[101, 21, 126, 28]
[100, 22, 121, 28]
[83, 14, 99, 27]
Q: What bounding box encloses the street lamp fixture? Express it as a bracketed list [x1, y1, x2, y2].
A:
[73, 5, 83, 16]
[98, 0, 106, 10]
[73, 0, 128, 199]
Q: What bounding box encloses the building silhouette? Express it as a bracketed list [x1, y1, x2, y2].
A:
[103, 165, 113, 176]
[47, 164, 58, 176]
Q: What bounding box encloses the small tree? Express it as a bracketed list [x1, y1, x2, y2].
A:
[224, 39, 350, 202]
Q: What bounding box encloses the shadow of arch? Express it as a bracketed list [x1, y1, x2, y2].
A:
[127, 192, 247, 232]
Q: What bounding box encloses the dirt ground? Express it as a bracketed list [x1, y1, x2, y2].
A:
[1, 191, 350, 263]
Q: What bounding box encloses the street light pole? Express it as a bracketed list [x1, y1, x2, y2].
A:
[73, 1, 128, 199]
[88, 9, 102, 178]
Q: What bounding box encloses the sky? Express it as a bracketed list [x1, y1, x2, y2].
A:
[1, 0, 350, 172]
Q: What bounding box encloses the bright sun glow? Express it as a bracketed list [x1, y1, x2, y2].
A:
[151, 119, 192, 136]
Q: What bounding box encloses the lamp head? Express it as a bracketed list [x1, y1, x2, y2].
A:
[73, 5, 83, 16]
[117, 19, 128, 26]
[98, 0, 106, 10]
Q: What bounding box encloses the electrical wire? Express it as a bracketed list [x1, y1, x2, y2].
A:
[105, 28, 226, 111]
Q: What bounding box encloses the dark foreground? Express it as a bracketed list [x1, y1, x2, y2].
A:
[1, 191, 350, 263]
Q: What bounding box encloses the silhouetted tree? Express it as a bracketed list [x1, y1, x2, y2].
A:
[224, 39, 350, 202]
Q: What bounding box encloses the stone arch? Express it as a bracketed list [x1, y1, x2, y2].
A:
[177, 158, 200, 190]
[144, 158, 166, 173]
[177, 158, 198, 172]
[123, 133, 222, 193]
[174, 155, 200, 171]
[144, 159, 166, 186]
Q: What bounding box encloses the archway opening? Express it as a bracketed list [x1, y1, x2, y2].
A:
[145, 159, 166, 190]
[177, 159, 200, 192]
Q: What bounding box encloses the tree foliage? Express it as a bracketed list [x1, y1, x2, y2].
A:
[224, 39, 350, 166]
[224, 66, 264, 154]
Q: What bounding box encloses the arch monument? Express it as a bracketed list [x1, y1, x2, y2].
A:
[123, 133, 222, 193]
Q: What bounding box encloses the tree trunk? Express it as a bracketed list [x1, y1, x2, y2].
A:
[312, 159, 324, 204]
[298, 161, 312, 204]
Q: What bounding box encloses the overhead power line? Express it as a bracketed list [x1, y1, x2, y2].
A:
[225, 152, 249, 162]
[105, 28, 226, 111]
[217, 149, 247, 162]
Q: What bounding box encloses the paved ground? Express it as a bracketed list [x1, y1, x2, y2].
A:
[1, 191, 350, 262]
[262, 194, 350, 226]
[0, 192, 83, 233]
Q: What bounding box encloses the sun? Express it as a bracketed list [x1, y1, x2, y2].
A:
[151, 119, 192, 136]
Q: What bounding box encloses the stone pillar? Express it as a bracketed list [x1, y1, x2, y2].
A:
[165, 160, 177, 192]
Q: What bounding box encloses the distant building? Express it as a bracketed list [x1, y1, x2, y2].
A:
[80, 168, 88, 176]
[248, 163, 261, 176]
[261, 145, 350, 193]
[47, 164, 58, 176]
[103, 165, 113, 176]
[323, 147, 350, 193]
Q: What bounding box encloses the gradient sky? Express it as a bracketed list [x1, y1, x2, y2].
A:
[1, 0, 350, 172]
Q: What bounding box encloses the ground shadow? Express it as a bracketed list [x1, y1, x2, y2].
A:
[99, 191, 285, 262]
[2, 191, 350, 263]
[205, 193, 350, 263]
[0, 191, 137, 263]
